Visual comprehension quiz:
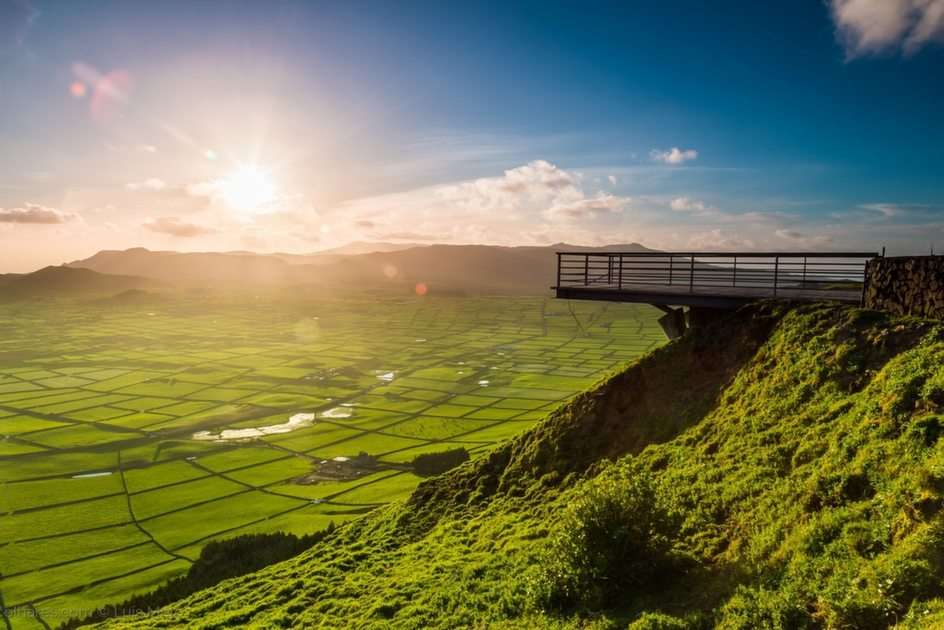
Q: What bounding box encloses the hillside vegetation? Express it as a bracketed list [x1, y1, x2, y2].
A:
[95, 302, 944, 629]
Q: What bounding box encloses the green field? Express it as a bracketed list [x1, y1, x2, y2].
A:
[0, 295, 664, 627]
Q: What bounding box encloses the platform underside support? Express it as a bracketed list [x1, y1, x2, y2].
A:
[652, 304, 731, 340]
[654, 304, 687, 340]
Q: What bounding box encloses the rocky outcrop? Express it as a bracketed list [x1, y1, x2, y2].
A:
[864, 256, 944, 319]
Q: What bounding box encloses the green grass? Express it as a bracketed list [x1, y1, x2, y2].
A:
[330, 471, 424, 504]
[196, 446, 286, 472]
[1, 494, 131, 543]
[1, 451, 118, 482]
[122, 460, 209, 493]
[88, 302, 944, 630]
[2, 543, 174, 607]
[0, 295, 663, 627]
[141, 492, 307, 551]
[129, 475, 249, 520]
[0, 524, 148, 576]
[2, 473, 124, 512]
[223, 456, 312, 487]
[27, 424, 135, 449]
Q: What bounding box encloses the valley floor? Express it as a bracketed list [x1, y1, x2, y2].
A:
[0, 296, 664, 629]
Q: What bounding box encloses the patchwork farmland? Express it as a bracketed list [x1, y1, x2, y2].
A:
[0, 296, 664, 626]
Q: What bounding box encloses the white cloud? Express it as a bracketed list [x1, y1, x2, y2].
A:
[665, 197, 791, 225]
[495, 159, 577, 193]
[378, 231, 451, 242]
[775, 228, 834, 246]
[830, 0, 944, 58]
[126, 177, 224, 202]
[185, 180, 219, 198]
[740, 211, 791, 222]
[0, 203, 78, 224]
[650, 147, 698, 165]
[860, 202, 905, 217]
[607, 174, 618, 185]
[126, 178, 167, 192]
[687, 229, 755, 250]
[544, 193, 628, 222]
[437, 160, 583, 212]
[669, 197, 708, 212]
[143, 216, 216, 238]
[107, 143, 159, 154]
[328, 160, 632, 244]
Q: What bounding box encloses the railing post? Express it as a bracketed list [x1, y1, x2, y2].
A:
[689, 254, 695, 293]
[584, 254, 589, 286]
[618, 254, 623, 289]
[732, 256, 737, 287]
[607, 254, 613, 285]
[860, 256, 872, 307]
[556, 252, 561, 289]
[802, 256, 807, 287]
[668, 256, 673, 286]
[773, 256, 780, 296]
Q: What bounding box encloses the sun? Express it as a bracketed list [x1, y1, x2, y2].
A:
[218, 165, 276, 212]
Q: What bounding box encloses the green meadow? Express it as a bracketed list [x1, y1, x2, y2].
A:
[0, 295, 664, 626]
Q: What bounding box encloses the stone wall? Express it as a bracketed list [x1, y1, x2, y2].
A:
[864, 256, 944, 319]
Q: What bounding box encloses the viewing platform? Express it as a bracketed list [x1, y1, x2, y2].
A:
[554, 251, 878, 337]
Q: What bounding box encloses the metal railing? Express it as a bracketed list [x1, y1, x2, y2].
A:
[555, 251, 877, 298]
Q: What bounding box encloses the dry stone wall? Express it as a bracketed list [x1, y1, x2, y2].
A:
[864, 256, 944, 319]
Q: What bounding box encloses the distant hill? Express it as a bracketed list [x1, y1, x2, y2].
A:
[0, 273, 24, 288]
[302, 243, 659, 294]
[68, 248, 299, 287]
[310, 241, 426, 256]
[0, 266, 161, 301]
[67, 243, 660, 294]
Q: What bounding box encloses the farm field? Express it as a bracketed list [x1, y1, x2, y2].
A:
[0, 295, 665, 627]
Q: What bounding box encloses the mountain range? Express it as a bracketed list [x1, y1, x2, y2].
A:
[12, 242, 659, 297]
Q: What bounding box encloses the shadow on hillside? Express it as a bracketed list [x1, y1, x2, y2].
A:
[403, 301, 792, 538]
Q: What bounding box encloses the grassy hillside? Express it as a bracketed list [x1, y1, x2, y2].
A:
[92, 302, 944, 629]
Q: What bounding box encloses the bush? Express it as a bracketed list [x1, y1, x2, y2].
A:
[627, 611, 690, 629]
[716, 585, 811, 630]
[60, 526, 335, 629]
[529, 467, 679, 611]
[412, 447, 470, 476]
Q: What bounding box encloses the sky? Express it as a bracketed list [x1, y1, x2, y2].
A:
[1, 0, 943, 272]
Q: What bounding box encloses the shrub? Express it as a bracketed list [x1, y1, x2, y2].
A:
[715, 585, 811, 630]
[60, 526, 335, 629]
[627, 611, 690, 629]
[528, 467, 679, 611]
[412, 447, 470, 476]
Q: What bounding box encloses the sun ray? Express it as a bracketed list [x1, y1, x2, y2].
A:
[218, 165, 276, 212]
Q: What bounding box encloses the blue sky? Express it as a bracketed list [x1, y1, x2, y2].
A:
[1, 0, 943, 270]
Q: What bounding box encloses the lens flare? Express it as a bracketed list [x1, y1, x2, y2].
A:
[294, 318, 321, 343]
[91, 71, 130, 120]
[72, 63, 133, 120]
[415, 282, 428, 296]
